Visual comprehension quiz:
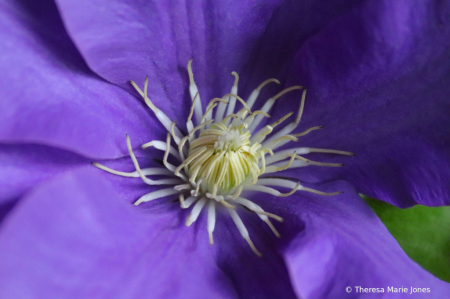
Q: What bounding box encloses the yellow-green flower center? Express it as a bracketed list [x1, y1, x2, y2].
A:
[187, 122, 261, 191]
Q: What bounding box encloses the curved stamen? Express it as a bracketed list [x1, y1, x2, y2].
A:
[92, 163, 174, 178]
[142, 140, 181, 161]
[292, 126, 324, 137]
[186, 197, 207, 226]
[244, 182, 300, 197]
[207, 200, 216, 245]
[188, 58, 204, 126]
[292, 154, 343, 167]
[301, 187, 343, 196]
[127, 135, 183, 185]
[134, 187, 181, 205]
[246, 78, 281, 110]
[187, 92, 199, 134]
[225, 72, 240, 118]
[228, 209, 262, 257]
[131, 78, 183, 139]
[248, 85, 302, 132]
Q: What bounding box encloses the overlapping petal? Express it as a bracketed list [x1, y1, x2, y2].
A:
[0, 167, 237, 299]
[0, 0, 161, 159]
[0, 144, 88, 222]
[274, 0, 450, 208]
[55, 0, 362, 117]
[254, 181, 450, 298]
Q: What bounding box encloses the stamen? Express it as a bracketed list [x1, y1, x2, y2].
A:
[308, 148, 355, 156]
[235, 197, 283, 222]
[182, 196, 198, 209]
[234, 198, 282, 237]
[244, 110, 270, 127]
[262, 92, 308, 146]
[174, 183, 191, 191]
[186, 197, 207, 226]
[301, 187, 343, 196]
[248, 85, 302, 132]
[292, 126, 324, 137]
[294, 89, 307, 124]
[141, 140, 181, 161]
[170, 122, 181, 144]
[228, 209, 262, 257]
[225, 72, 239, 117]
[163, 134, 187, 181]
[92, 163, 173, 177]
[126, 135, 182, 185]
[220, 200, 236, 209]
[221, 93, 251, 113]
[131, 78, 183, 138]
[187, 92, 199, 134]
[207, 200, 216, 245]
[246, 78, 280, 110]
[134, 187, 181, 205]
[269, 112, 293, 129]
[230, 186, 243, 200]
[179, 194, 186, 208]
[264, 135, 298, 150]
[292, 154, 343, 167]
[244, 183, 300, 197]
[265, 153, 296, 172]
[187, 58, 204, 126]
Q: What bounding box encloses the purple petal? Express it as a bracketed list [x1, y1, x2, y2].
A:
[0, 144, 88, 222]
[55, 0, 361, 121]
[270, 0, 450, 207]
[0, 0, 162, 159]
[0, 167, 237, 299]
[254, 181, 450, 298]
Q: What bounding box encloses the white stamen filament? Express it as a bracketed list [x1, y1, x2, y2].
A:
[207, 200, 216, 245]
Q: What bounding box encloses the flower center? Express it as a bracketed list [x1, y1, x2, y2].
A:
[93, 59, 353, 256]
[188, 123, 260, 191]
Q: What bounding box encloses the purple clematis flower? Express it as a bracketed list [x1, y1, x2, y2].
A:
[1, 0, 450, 298]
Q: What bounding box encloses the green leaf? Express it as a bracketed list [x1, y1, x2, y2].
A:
[363, 195, 450, 282]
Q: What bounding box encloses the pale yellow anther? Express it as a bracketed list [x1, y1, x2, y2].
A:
[206, 98, 229, 111]
[269, 135, 298, 149]
[272, 86, 303, 101]
[221, 93, 252, 113]
[189, 120, 214, 137]
[221, 113, 239, 124]
[256, 78, 280, 91]
[293, 126, 324, 137]
[188, 92, 199, 123]
[187, 58, 195, 85]
[277, 182, 300, 197]
[230, 186, 243, 200]
[265, 220, 281, 238]
[220, 200, 236, 209]
[200, 104, 218, 124]
[252, 110, 271, 118]
[295, 89, 307, 124]
[301, 187, 343, 196]
[263, 148, 274, 156]
[290, 154, 343, 167]
[270, 112, 293, 128]
[130, 78, 158, 113]
[179, 194, 186, 208]
[231, 71, 239, 86]
[170, 122, 180, 144]
[274, 153, 297, 171]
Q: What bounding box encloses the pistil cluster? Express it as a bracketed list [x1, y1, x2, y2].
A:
[94, 59, 352, 256]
